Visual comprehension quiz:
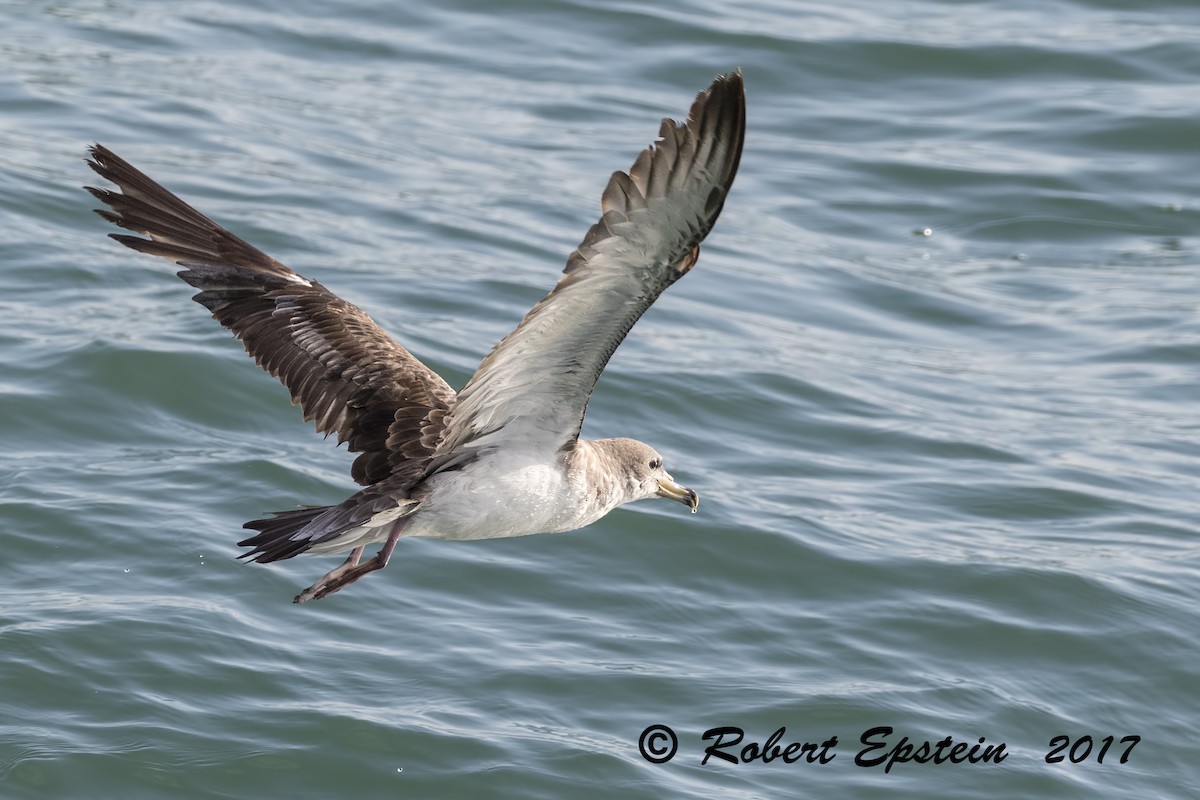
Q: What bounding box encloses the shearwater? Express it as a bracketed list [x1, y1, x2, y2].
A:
[86, 71, 745, 603]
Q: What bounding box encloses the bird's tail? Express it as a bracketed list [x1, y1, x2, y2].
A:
[238, 488, 420, 564]
[238, 506, 334, 563]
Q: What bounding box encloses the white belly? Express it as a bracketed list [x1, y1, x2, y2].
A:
[405, 455, 601, 541]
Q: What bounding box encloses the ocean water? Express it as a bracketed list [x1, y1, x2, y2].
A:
[2, 0, 1199, 797]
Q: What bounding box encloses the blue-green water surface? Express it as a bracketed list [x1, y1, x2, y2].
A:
[2, 1, 1199, 797]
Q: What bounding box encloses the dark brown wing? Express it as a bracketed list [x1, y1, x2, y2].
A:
[86, 144, 454, 485]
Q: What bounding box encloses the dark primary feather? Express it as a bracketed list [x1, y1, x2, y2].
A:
[85, 144, 455, 486]
[433, 70, 746, 465]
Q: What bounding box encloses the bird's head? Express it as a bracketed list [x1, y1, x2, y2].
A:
[597, 438, 699, 513]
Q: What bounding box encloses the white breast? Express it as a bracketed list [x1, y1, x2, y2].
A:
[407, 451, 604, 541]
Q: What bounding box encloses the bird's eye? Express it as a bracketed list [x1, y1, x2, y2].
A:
[649, 458, 662, 470]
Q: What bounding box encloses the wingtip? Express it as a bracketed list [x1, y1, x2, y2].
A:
[86, 142, 110, 169]
[687, 69, 747, 193]
[719, 67, 744, 85]
[706, 68, 745, 101]
[691, 69, 747, 126]
[85, 143, 123, 184]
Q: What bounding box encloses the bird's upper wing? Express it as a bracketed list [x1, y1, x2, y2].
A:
[86, 145, 454, 486]
[430, 71, 745, 470]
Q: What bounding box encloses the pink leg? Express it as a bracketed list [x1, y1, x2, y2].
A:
[293, 521, 406, 604]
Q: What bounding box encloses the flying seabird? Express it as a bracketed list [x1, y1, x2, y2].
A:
[86, 71, 745, 603]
